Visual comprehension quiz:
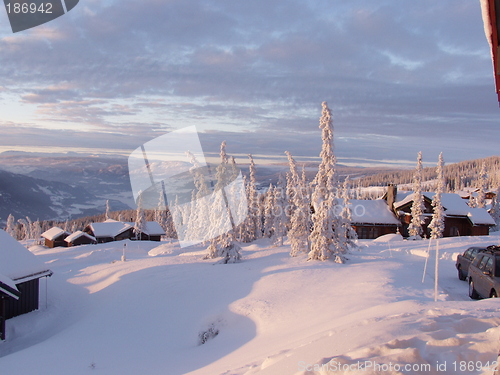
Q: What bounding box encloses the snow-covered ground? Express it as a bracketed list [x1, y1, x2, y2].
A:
[0, 235, 499, 375]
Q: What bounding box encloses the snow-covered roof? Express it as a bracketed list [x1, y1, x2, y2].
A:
[0, 272, 20, 300]
[467, 207, 496, 226]
[394, 191, 495, 226]
[0, 230, 52, 283]
[349, 199, 400, 225]
[88, 221, 133, 238]
[65, 231, 97, 243]
[41, 227, 70, 241]
[126, 221, 166, 236]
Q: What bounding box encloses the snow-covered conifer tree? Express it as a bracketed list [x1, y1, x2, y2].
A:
[339, 177, 358, 250]
[308, 101, 346, 262]
[475, 162, 487, 208]
[429, 153, 445, 239]
[489, 185, 500, 232]
[205, 141, 242, 263]
[286, 151, 311, 256]
[247, 154, 261, 241]
[263, 184, 275, 239]
[5, 214, 16, 239]
[408, 152, 425, 239]
[134, 191, 147, 240]
[31, 220, 42, 245]
[272, 174, 288, 247]
[17, 218, 30, 240]
[154, 191, 167, 234]
[105, 200, 111, 220]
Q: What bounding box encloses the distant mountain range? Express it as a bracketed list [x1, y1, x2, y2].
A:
[4, 150, 494, 223]
[0, 163, 131, 223]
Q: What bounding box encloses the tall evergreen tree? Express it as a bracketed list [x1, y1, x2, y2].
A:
[475, 162, 488, 208]
[489, 185, 500, 232]
[408, 151, 425, 239]
[205, 141, 242, 263]
[308, 101, 346, 262]
[429, 153, 445, 239]
[339, 177, 358, 250]
[5, 214, 16, 239]
[272, 175, 288, 247]
[134, 191, 146, 240]
[105, 200, 111, 220]
[286, 151, 311, 256]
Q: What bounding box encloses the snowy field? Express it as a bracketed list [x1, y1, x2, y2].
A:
[0, 235, 499, 375]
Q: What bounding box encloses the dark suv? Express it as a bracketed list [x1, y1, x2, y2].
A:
[456, 246, 488, 281]
[468, 247, 500, 299]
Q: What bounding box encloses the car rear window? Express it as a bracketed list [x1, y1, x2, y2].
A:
[479, 256, 490, 270]
[496, 257, 500, 277]
[473, 254, 485, 267]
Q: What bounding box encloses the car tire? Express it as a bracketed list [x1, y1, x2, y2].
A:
[491, 290, 498, 298]
[458, 267, 466, 281]
[469, 280, 479, 300]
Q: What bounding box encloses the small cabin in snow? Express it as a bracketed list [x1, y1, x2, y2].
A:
[125, 221, 166, 241]
[41, 227, 70, 248]
[65, 231, 97, 247]
[349, 199, 401, 239]
[0, 230, 52, 340]
[83, 219, 135, 243]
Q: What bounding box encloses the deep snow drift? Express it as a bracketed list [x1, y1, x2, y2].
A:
[0, 235, 499, 375]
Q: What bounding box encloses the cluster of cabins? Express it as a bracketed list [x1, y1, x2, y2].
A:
[1, 219, 167, 340]
[350, 185, 496, 239]
[41, 219, 166, 248]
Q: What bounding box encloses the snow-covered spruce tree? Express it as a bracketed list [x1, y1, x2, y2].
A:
[154, 190, 167, 234]
[134, 191, 147, 240]
[246, 154, 262, 241]
[31, 220, 42, 245]
[475, 162, 488, 208]
[308, 101, 346, 262]
[184, 150, 211, 244]
[429, 152, 445, 239]
[489, 185, 500, 232]
[263, 184, 275, 239]
[5, 214, 16, 239]
[17, 218, 32, 241]
[205, 141, 242, 263]
[339, 177, 358, 250]
[272, 174, 288, 247]
[408, 151, 425, 240]
[286, 151, 311, 256]
[105, 200, 111, 220]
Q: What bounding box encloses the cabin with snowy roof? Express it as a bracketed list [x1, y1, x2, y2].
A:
[41, 227, 70, 248]
[83, 219, 135, 243]
[386, 185, 495, 237]
[65, 231, 97, 247]
[349, 199, 401, 239]
[125, 221, 166, 241]
[0, 230, 53, 340]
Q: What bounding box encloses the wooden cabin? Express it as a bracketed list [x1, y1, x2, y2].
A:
[349, 199, 401, 239]
[126, 221, 166, 241]
[83, 219, 134, 243]
[41, 227, 70, 248]
[0, 230, 52, 340]
[65, 231, 97, 247]
[0, 273, 21, 341]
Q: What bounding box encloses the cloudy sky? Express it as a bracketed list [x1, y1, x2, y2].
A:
[0, 0, 497, 167]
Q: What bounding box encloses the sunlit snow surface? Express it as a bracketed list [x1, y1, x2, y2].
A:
[0, 235, 499, 374]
